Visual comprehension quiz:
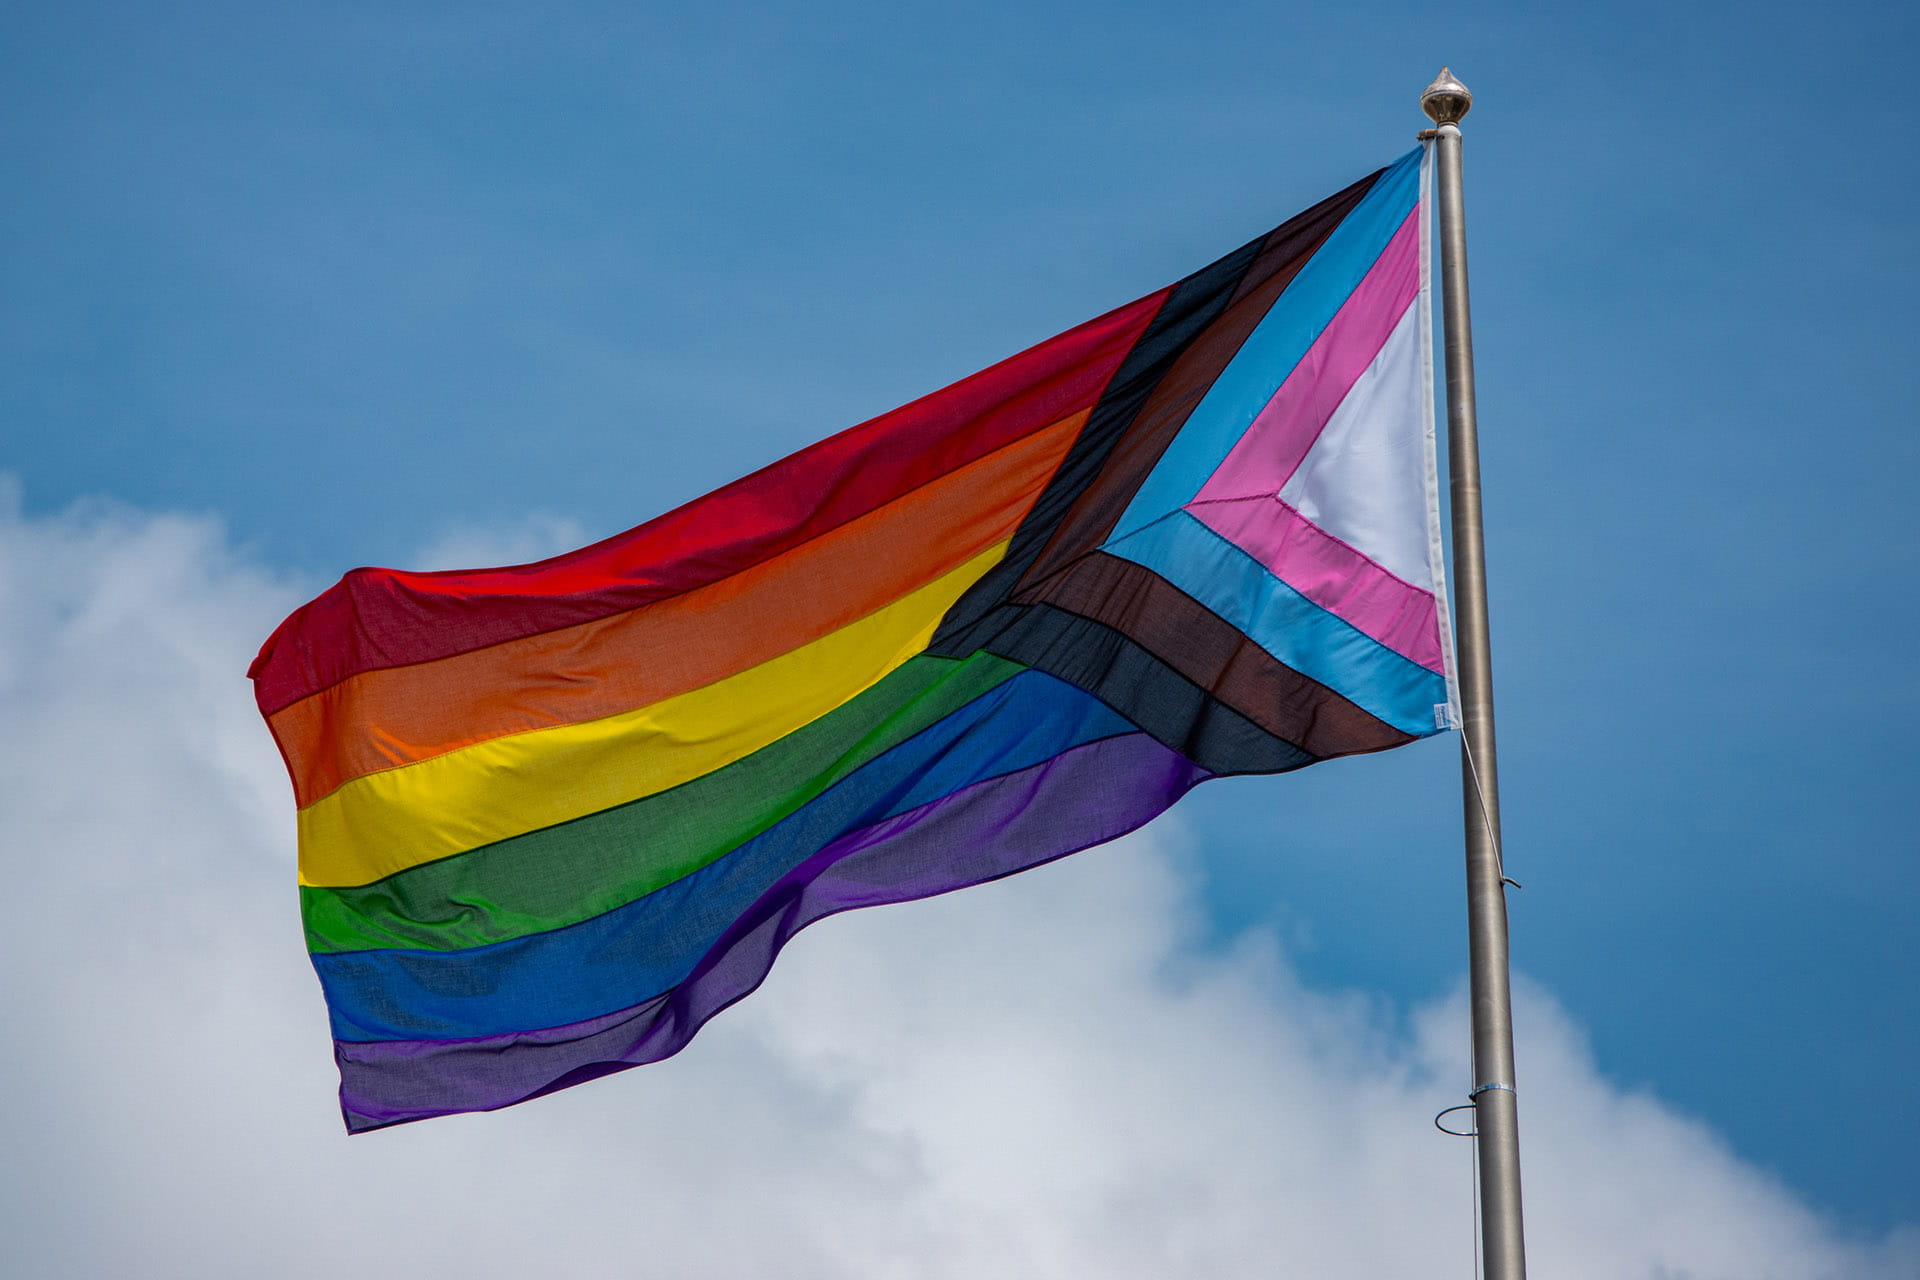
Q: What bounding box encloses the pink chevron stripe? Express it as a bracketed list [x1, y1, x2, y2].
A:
[1192, 205, 1423, 505]
[1187, 494, 1445, 673]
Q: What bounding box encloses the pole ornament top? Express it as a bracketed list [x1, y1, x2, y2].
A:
[1421, 67, 1472, 126]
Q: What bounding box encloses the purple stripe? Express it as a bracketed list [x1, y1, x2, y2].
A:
[335, 732, 1211, 1132]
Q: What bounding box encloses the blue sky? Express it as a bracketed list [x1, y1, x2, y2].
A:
[4, 0, 1915, 1267]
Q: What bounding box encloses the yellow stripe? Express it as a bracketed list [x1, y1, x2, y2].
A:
[296, 541, 1008, 888]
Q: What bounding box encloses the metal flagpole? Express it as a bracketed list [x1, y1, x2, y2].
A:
[1421, 68, 1529, 1280]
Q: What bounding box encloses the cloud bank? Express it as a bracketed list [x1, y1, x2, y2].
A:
[0, 483, 1911, 1279]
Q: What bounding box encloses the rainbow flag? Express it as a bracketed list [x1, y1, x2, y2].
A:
[251, 146, 1453, 1132]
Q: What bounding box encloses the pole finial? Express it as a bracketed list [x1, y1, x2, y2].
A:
[1421, 67, 1472, 126]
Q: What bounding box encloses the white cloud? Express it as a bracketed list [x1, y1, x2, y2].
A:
[406, 511, 592, 573]
[0, 483, 1912, 1279]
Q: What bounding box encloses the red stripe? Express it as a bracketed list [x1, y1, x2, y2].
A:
[250, 290, 1169, 714]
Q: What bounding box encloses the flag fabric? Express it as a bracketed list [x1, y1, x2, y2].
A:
[250, 145, 1452, 1133]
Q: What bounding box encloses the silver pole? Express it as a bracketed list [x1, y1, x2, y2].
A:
[1421, 67, 1528, 1280]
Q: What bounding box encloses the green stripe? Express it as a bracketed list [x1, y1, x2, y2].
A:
[300, 651, 1023, 954]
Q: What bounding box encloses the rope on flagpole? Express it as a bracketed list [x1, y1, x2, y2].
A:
[1459, 731, 1521, 889]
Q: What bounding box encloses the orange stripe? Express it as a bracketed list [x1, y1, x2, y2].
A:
[270, 409, 1087, 807]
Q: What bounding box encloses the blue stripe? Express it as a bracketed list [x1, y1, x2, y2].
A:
[1109, 148, 1423, 540]
[1104, 509, 1447, 734]
[316, 670, 1134, 1042]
